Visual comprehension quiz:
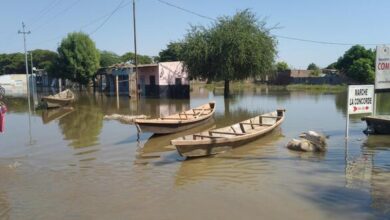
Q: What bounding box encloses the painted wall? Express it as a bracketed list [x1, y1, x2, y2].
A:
[158, 61, 188, 86]
[138, 66, 159, 85]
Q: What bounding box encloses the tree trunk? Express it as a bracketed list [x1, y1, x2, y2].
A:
[224, 80, 230, 98]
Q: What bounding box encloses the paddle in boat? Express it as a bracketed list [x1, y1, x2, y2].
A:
[171, 109, 285, 158]
[134, 101, 216, 134]
[41, 89, 75, 108]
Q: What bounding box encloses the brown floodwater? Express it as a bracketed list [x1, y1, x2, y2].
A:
[0, 86, 390, 219]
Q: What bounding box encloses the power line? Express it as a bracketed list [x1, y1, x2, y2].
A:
[157, 0, 216, 21]
[156, 0, 389, 46]
[32, 0, 83, 32]
[29, 0, 63, 28]
[89, 0, 129, 35]
[31, 0, 130, 47]
[273, 35, 380, 46]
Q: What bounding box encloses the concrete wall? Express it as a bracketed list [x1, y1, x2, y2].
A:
[158, 61, 188, 86]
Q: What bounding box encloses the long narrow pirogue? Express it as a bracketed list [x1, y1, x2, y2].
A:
[41, 89, 75, 108]
[171, 109, 286, 157]
[134, 101, 216, 134]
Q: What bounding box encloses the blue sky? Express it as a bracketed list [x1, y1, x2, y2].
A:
[1, 0, 390, 69]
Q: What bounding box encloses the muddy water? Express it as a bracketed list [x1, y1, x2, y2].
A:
[0, 87, 390, 219]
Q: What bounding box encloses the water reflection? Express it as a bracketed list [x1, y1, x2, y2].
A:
[2, 86, 390, 219]
[58, 102, 103, 148]
[41, 107, 74, 124]
[175, 129, 284, 187]
[0, 190, 10, 220]
[135, 119, 215, 164]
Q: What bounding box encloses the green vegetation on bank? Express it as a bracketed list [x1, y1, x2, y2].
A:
[286, 84, 346, 91]
[194, 81, 346, 92]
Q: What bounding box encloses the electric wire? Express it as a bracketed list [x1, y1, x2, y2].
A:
[31, 0, 83, 32]
[32, 0, 130, 46]
[156, 0, 389, 46]
[89, 0, 129, 35]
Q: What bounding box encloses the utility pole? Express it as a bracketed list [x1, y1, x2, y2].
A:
[18, 22, 31, 100]
[18, 22, 33, 145]
[133, 0, 139, 100]
[30, 51, 38, 108]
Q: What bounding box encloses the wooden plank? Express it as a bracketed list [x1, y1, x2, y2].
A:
[209, 131, 245, 136]
[261, 116, 281, 119]
[193, 134, 222, 139]
[240, 122, 271, 126]
[239, 123, 246, 133]
[179, 113, 188, 119]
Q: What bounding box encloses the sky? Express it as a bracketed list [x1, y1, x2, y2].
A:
[1, 0, 390, 69]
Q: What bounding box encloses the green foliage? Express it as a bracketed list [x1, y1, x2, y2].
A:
[158, 41, 183, 62]
[30, 49, 58, 73]
[347, 58, 374, 83]
[335, 45, 375, 83]
[326, 62, 337, 69]
[181, 9, 277, 90]
[310, 69, 321, 76]
[275, 61, 289, 72]
[0, 53, 25, 74]
[307, 63, 319, 70]
[56, 32, 100, 85]
[99, 50, 121, 67]
[0, 50, 58, 75]
[121, 52, 152, 64]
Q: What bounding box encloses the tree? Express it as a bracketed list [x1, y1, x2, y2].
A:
[158, 41, 183, 62]
[121, 52, 152, 64]
[99, 50, 121, 67]
[275, 61, 289, 72]
[335, 45, 375, 82]
[307, 63, 319, 70]
[30, 49, 58, 73]
[181, 9, 277, 97]
[326, 62, 337, 69]
[347, 58, 374, 83]
[56, 32, 100, 85]
[0, 53, 25, 75]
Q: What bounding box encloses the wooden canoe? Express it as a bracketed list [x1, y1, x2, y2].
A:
[362, 115, 390, 135]
[171, 109, 286, 157]
[41, 89, 75, 108]
[134, 101, 216, 134]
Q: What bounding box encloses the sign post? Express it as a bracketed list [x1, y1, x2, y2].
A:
[346, 85, 375, 138]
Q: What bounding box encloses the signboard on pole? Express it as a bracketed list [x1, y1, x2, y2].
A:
[347, 85, 374, 114]
[345, 85, 374, 138]
[375, 45, 390, 91]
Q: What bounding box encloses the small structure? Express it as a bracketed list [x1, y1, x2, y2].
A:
[272, 69, 343, 85]
[96, 61, 189, 99]
[0, 74, 28, 96]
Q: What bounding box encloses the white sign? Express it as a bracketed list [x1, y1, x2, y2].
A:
[347, 85, 374, 114]
[375, 45, 390, 90]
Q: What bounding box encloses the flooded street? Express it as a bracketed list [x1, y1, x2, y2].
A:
[1, 86, 390, 219]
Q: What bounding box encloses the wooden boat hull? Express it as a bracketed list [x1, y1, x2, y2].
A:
[362, 115, 390, 135]
[41, 89, 75, 108]
[137, 115, 214, 134]
[172, 109, 285, 158]
[135, 102, 216, 134]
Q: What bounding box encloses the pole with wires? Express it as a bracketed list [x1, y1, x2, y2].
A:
[18, 22, 31, 100]
[133, 0, 139, 100]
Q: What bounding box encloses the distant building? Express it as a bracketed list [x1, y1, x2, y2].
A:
[0, 74, 28, 96]
[96, 61, 189, 99]
[272, 69, 343, 85]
